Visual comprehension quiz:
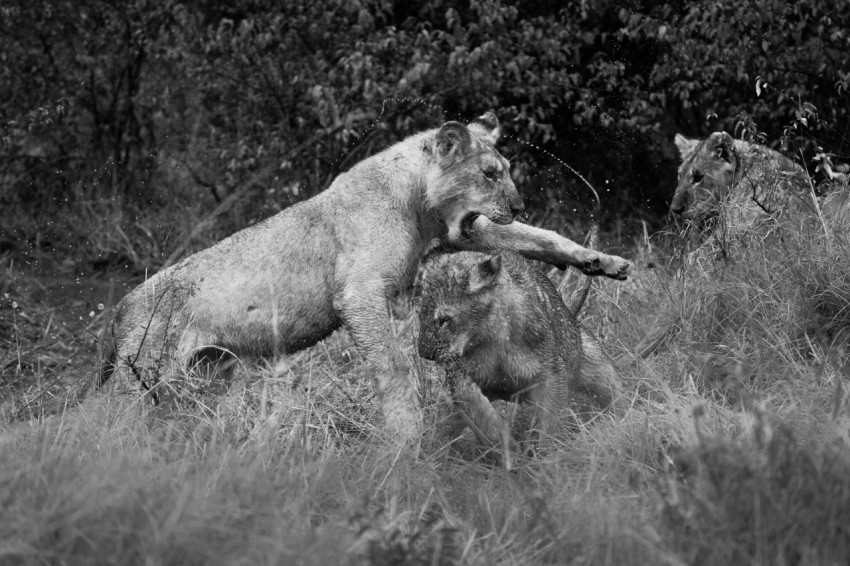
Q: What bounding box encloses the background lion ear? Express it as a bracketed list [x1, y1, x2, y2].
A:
[436, 121, 471, 160]
[472, 112, 501, 143]
[674, 133, 700, 160]
[468, 254, 502, 293]
[712, 132, 735, 162]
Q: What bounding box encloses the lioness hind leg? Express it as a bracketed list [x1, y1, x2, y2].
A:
[167, 329, 240, 400]
[98, 356, 160, 406]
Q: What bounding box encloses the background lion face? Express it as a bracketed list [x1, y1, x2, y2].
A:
[670, 132, 738, 225]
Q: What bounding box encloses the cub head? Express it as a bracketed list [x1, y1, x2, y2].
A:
[670, 132, 741, 226]
[415, 251, 504, 363]
[424, 112, 524, 242]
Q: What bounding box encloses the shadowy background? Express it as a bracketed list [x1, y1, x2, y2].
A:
[2, 0, 849, 273]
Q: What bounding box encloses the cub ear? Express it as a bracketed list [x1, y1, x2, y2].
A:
[711, 131, 735, 163]
[472, 111, 501, 143]
[674, 133, 700, 160]
[468, 254, 502, 293]
[435, 121, 471, 160]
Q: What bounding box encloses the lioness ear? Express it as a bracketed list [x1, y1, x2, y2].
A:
[472, 112, 501, 143]
[712, 132, 735, 163]
[674, 133, 700, 160]
[435, 121, 471, 160]
[468, 254, 502, 293]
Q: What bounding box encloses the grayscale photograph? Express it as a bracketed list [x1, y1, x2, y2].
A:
[2, 1, 849, 564]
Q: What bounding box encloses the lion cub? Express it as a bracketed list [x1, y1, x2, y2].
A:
[416, 248, 620, 466]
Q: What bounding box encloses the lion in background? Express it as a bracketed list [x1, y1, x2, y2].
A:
[670, 131, 812, 249]
[97, 112, 630, 444]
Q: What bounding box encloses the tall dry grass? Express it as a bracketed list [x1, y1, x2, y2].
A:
[3, 180, 850, 565]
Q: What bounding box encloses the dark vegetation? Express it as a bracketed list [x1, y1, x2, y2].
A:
[2, 0, 849, 269]
[3, 1, 850, 565]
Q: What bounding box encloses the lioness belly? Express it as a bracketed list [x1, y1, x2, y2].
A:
[185, 264, 341, 356]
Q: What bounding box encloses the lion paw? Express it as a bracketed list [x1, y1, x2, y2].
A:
[602, 253, 630, 280]
[582, 253, 630, 280]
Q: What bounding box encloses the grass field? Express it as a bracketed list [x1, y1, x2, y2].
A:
[3, 185, 850, 565]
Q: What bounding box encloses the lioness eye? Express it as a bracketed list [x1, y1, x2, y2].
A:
[436, 314, 452, 328]
[483, 166, 499, 180]
[692, 171, 704, 183]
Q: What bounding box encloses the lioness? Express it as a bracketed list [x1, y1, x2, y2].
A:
[416, 247, 621, 466]
[99, 112, 629, 444]
[670, 132, 810, 241]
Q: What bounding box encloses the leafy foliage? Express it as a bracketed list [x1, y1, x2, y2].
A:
[1, 0, 849, 268]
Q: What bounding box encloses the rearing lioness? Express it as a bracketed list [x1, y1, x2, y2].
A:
[100, 112, 629, 442]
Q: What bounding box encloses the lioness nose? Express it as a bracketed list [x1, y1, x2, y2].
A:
[509, 193, 525, 216]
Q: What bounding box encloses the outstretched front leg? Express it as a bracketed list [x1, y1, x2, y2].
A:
[452, 216, 630, 280]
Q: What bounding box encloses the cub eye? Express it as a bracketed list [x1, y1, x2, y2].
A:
[436, 314, 452, 328]
[692, 171, 704, 184]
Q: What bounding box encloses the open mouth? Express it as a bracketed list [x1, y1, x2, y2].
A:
[458, 209, 516, 238]
[460, 212, 481, 238]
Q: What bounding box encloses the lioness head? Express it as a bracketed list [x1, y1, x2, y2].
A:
[670, 132, 741, 224]
[424, 113, 524, 241]
[416, 251, 505, 362]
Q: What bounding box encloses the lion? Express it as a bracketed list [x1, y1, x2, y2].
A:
[416, 246, 621, 467]
[625, 133, 820, 360]
[670, 132, 811, 245]
[97, 112, 630, 445]
[623, 133, 812, 357]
